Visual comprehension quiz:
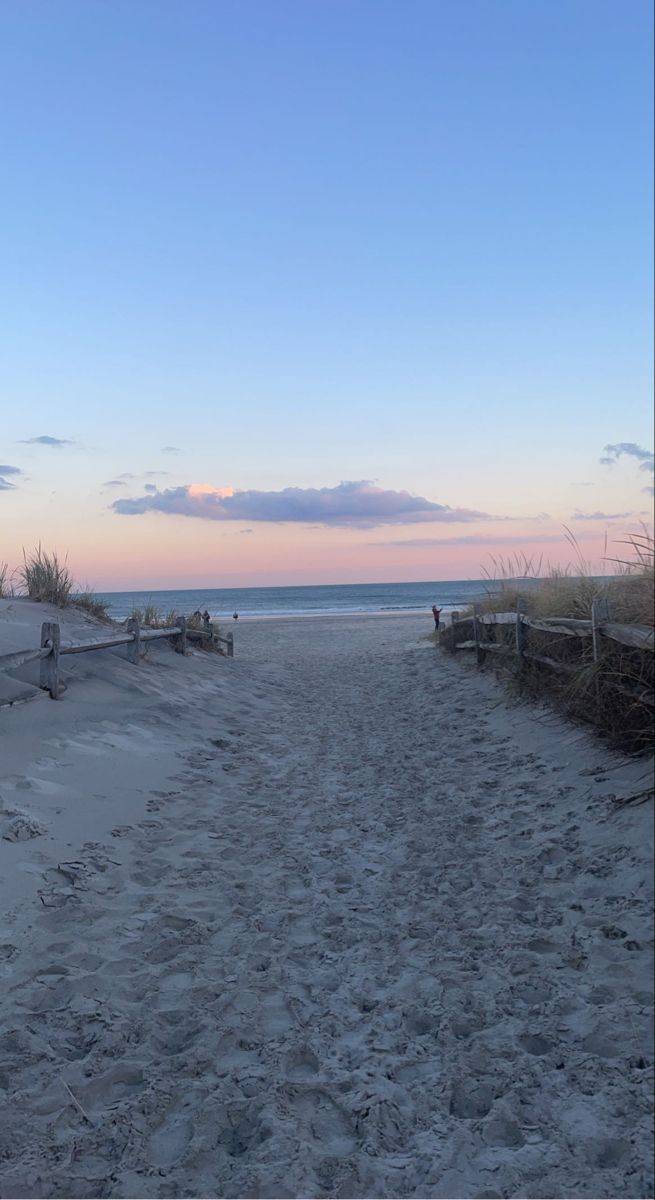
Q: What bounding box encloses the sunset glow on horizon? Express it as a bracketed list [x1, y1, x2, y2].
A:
[2, 459, 652, 592]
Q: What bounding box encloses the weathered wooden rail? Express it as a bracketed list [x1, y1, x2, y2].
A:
[445, 601, 654, 705]
[0, 616, 234, 701]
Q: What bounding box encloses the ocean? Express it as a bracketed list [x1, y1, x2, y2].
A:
[96, 579, 504, 622]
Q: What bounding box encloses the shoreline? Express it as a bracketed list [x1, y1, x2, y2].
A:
[220, 608, 437, 624]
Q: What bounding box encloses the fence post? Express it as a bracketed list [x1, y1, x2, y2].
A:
[591, 597, 610, 663]
[226, 631, 234, 658]
[40, 621, 60, 699]
[176, 615, 187, 655]
[126, 617, 141, 664]
[515, 598, 527, 665]
[473, 604, 485, 666]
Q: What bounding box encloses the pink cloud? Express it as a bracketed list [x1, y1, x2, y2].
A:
[113, 479, 499, 528]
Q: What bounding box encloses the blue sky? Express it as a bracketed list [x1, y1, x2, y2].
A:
[1, 0, 652, 586]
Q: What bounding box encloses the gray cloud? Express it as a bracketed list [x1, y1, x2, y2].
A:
[0, 477, 16, 491]
[105, 470, 168, 489]
[112, 480, 497, 528]
[373, 532, 592, 548]
[0, 464, 22, 476]
[19, 435, 73, 447]
[571, 509, 632, 521]
[600, 442, 654, 472]
[144, 483, 158, 493]
[162, 446, 181, 454]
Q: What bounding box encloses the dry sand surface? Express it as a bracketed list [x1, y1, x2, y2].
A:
[0, 602, 653, 1199]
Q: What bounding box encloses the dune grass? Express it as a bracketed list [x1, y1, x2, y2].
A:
[128, 602, 165, 627]
[73, 588, 112, 621]
[15, 544, 111, 619]
[5, 549, 226, 656]
[439, 531, 654, 753]
[20, 545, 74, 607]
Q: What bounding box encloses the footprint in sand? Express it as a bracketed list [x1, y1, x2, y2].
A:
[76, 1063, 145, 1112]
[482, 1109, 526, 1148]
[285, 1045, 320, 1079]
[152, 1017, 205, 1058]
[518, 1032, 554, 1056]
[148, 1113, 194, 1168]
[450, 1079, 496, 1119]
[289, 1087, 357, 1157]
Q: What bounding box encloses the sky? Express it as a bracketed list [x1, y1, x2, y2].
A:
[1, 0, 653, 590]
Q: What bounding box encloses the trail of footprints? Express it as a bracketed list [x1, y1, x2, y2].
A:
[0, 646, 652, 1198]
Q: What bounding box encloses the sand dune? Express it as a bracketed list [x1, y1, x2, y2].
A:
[0, 606, 653, 1198]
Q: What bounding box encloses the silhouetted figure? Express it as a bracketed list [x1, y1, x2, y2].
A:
[233, 612, 239, 621]
[432, 605, 442, 630]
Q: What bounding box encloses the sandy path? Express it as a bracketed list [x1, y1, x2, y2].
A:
[0, 615, 653, 1198]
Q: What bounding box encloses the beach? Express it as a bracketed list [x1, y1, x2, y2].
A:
[0, 604, 653, 1198]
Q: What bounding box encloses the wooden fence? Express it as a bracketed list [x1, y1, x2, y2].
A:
[0, 616, 234, 701]
[446, 601, 654, 705]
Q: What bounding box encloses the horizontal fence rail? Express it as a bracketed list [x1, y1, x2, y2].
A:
[0, 616, 234, 701]
[445, 601, 654, 707]
[0, 646, 52, 672]
[451, 611, 654, 651]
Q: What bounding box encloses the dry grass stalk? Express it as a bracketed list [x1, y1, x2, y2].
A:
[60, 1078, 94, 1126]
[0, 562, 12, 597]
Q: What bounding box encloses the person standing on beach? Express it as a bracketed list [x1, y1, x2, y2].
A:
[432, 605, 442, 630]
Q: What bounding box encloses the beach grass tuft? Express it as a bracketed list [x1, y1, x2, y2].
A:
[16, 544, 111, 617]
[127, 602, 164, 627]
[73, 588, 113, 621]
[20, 545, 74, 607]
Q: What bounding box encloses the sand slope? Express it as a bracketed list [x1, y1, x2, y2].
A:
[0, 610, 653, 1198]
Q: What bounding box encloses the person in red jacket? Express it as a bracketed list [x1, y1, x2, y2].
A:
[432, 605, 442, 630]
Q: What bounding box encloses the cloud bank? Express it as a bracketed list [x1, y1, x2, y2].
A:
[19, 435, 73, 447]
[600, 442, 654, 473]
[374, 532, 589, 548]
[572, 509, 632, 521]
[0, 464, 22, 491]
[112, 480, 496, 528]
